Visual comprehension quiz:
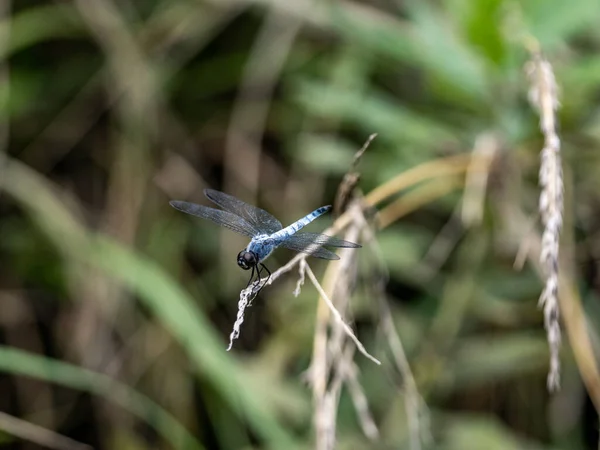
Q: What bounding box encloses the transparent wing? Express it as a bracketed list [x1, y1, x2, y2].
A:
[170, 201, 258, 238]
[277, 232, 361, 260]
[282, 232, 362, 248]
[204, 189, 282, 234]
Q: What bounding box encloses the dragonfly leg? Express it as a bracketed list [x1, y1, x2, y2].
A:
[254, 263, 271, 297]
[255, 264, 263, 282]
[260, 263, 272, 285]
[245, 265, 256, 288]
[247, 265, 262, 306]
[247, 263, 271, 303]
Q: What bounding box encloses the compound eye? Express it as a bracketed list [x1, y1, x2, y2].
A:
[237, 251, 256, 270]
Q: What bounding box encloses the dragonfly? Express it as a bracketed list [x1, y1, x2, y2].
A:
[170, 189, 361, 293]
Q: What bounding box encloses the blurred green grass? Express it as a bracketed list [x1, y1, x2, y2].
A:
[0, 0, 599, 449]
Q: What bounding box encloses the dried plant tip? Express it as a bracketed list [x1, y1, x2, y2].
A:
[227, 288, 252, 351]
[526, 50, 563, 390]
[334, 134, 376, 216]
[293, 261, 306, 297]
[227, 280, 265, 350]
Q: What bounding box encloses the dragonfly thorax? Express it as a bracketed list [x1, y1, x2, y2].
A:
[237, 250, 258, 270]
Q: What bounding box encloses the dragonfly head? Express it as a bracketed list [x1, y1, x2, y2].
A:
[237, 250, 258, 270]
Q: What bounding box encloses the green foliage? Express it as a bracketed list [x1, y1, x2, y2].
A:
[0, 0, 598, 449]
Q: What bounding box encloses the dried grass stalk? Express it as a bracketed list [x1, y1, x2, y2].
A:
[526, 50, 563, 391]
[304, 260, 381, 366]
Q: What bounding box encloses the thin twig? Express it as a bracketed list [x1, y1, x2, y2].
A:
[293, 262, 306, 296]
[334, 133, 377, 215]
[304, 261, 381, 365]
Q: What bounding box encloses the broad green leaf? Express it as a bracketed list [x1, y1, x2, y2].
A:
[0, 346, 203, 450]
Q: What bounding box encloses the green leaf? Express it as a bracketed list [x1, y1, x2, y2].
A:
[0, 346, 203, 450]
[293, 80, 459, 149]
[4, 4, 84, 57]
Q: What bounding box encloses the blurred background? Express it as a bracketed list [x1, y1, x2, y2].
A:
[0, 0, 599, 449]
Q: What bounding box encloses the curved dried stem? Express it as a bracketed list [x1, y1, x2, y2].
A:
[304, 260, 380, 365]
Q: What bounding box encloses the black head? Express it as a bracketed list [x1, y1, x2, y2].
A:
[237, 251, 258, 270]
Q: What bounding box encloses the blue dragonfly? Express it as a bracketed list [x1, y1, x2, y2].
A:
[170, 189, 361, 292]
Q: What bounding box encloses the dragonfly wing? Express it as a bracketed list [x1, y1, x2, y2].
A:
[204, 189, 282, 234]
[277, 239, 340, 260]
[282, 232, 361, 248]
[170, 201, 258, 238]
[277, 232, 361, 260]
